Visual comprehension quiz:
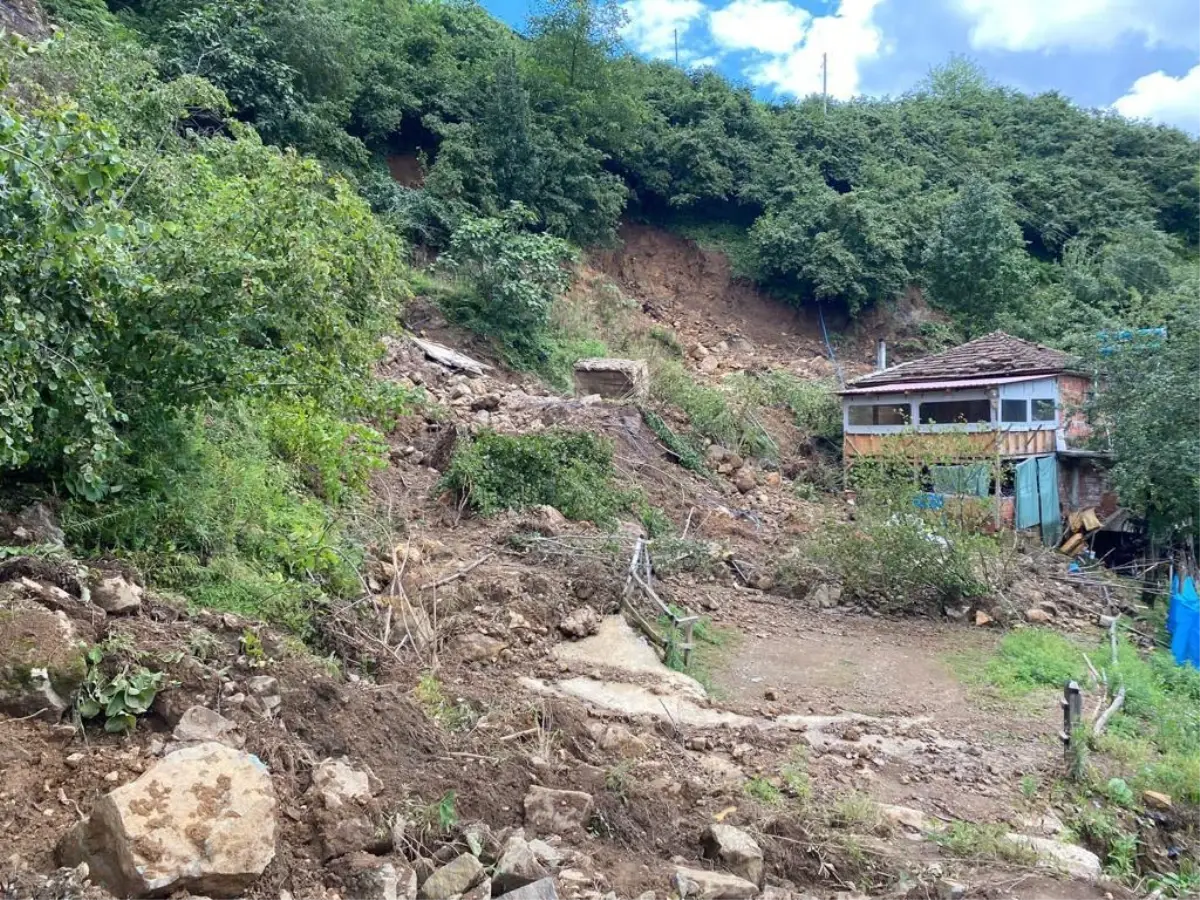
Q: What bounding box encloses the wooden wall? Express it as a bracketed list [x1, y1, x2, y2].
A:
[843, 428, 1055, 461]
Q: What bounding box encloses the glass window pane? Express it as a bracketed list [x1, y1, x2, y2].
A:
[1001, 399, 1028, 422]
[848, 404, 908, 426]
[1032, 399, 1056, 421]
[918, 399, 990, 425]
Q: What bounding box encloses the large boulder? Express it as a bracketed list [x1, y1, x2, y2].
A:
[558, 607, 601, 639]
[673, 866, 759, 899]
[523, 786, 593, 837]
[58, 742, 277, 897]
[90, 575, 142, 615]
[0, 604, 87, 721]
[1004, 834, 1101, 880]
[701, 824, 764, 885]
[417, 853, 484, 899]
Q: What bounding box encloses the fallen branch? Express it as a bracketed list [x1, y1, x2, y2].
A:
[497, 727, 539, 743]
[419, 552, 495, 591]
[1082, 653, 1101, 688]
[1093, 686, 1126, 737]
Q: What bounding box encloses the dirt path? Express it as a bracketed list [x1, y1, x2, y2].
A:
[710, 602, 1060, 826]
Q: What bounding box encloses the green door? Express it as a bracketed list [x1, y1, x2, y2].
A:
[1015, 458, 1040, 530]
[1036, 455, 1061, 545]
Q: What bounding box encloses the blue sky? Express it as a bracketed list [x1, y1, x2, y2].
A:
[482, 0, 1200, 133]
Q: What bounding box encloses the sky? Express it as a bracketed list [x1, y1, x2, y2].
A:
[482, 0, 1200, 133]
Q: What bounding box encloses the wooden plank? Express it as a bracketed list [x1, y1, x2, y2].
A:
[1059, 532, 1086, 556]
[409, 336, 492, 375]
[1080, 508, 1102, 532]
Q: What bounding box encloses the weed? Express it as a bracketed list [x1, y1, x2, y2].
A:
[659, 606, 732, 693]
[1104, 777, 1135, 808]
[185, 628, 222, 662]
[932, 821, 1037, 864]
[1106, 831, 1139, 879]
[649, 360, 775, 458]
[781, 747, 811, 802]
[649, 537, 718, 577]
[1070, 805, 1141, 878]
[412, 790, 459, 835]
[1019, 774, 1039, 800]
[414, 671, 476, 731]
[648, 326, 684, 357]
[240, 629, 266, 663]
[76, 647, 163, 734]
[1147, 860, 1200, 899]
[605, 761, 634, 802]
[261, 399, 387, 504]
[978, 629, 1087, 697]
[745, 775, 783, 805]
[635, 502, 674, 538]
[639, 407, 709, 473]
[439, 429, 633, 527]
[829, 792, 886, 832]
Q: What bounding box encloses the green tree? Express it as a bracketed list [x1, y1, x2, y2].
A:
[481, 52, 538, 208]
[923, 177, 1029, 332]
[1089, 305, 1200, 544]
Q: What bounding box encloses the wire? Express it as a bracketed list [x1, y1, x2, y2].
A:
[818, 303, 844, 387]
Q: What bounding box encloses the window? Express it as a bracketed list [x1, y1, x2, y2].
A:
[848, 403, 909, 426]
[1032, 399, 1056, 422]
[1001, 399, 1028, 423]
[918, 398, 990, 425]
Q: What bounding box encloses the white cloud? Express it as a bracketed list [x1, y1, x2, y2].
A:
[622, 0, 707, 59]
[709, 0, 812, 55]
[690, 55, 721, 68]
[741, 0, 885, 99]
[952, 0, 1196, 52]
[1113, 64, 1200, 132]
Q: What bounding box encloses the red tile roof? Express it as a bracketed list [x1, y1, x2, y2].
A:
[847, 332, 1077, 389]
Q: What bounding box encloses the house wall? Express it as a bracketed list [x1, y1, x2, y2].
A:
[1059, 458, 1117, 515]
[1057, 374, 1094, 448]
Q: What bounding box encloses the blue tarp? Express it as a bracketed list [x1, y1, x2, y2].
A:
[1167, 574, 1200, 669]
[914, 493, 945, 510]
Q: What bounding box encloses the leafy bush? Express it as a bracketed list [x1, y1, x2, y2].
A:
[438, 205, 577, 363]
[650, 360, 774, 457]
[816, 511, 993, 613]
[439, 429, 630, 526]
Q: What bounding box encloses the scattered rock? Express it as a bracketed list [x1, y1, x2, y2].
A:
[808, 583, 842, 609]
[1142, 790, 1172, 810]
[417, 853, 484, 900]
[329, 852, 416, 900]
[877, 804, 939, 833]
[519, 505, 569, 537]
[0, 604, 86, 721]
[841, 726, 862, 742]
[673, 865, 758, 899]
[701, 824, 764, 885]
[733, 468, 756, 494]
[1024, 608, 1053, 624]
[559, 607, 602, 639]
[523, 786, 594, 837]
[763, 688, 779, 702]
[936, 878, 967, 900]
[595, 722, 650, 758]
[691, 343, 710, 360]
[499, 878, 559, 900]
[494, 832, 548, 892]
[0, 501, 65, 547]
[705, 444, 726, 465]
[454, 632, 506, 663]
[90, 575, 142, 615]
[470, 395, 501, 412]
[58, 742, 276, 898]
[974, 610, 994, 627]
[463, 879, 493, 900]
[307, 757, 383, 860]
[698, 355, 720, 375]
[245, 675, 281, 715]
[172, 706, 244, 749]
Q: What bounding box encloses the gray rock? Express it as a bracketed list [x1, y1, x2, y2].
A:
[307, 757, 383, 861]
[461, 879, 492, 900]
[1004, 834, 1101, 880]
[523, 786, 593, 836]
[172, 706, 244, 749]
[90, 575, 142, 615]
[497, 878, 558, 900]
[0, 604, 86, 721]
[494, 832, 548, 892]
[701, 824, 763, 886]
[453, 632, 506, 663]
[2, 501, 65, 547]
[245, 675, 281, 714]
[673, 866, 758, 899]
[329, 852, 417, 900]
[417, 854, 484, 900]
[558, 607, 601, 639]
[935, 878, 967, 900]
[58, 742, 276, 898]
[808, 582, 842, 609]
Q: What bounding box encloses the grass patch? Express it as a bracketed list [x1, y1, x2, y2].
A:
[413, 671, 476, 731]
[932, 821, 1037, 864]
[650, 359, 775, 458]
[745, 775, 783, 805]
[961, 628, 1200, 804]
[658, 606, 735, 694]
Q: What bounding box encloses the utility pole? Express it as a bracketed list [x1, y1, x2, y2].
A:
[674, 29, 679, 67]
[822, 52, 828, 116]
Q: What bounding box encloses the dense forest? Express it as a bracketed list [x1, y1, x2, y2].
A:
[0, 0, 1196, 612]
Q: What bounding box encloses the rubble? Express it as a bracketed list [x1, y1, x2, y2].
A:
[701, 824, 763, 885]
[523, 786, 594, 837]
[0, 603, 86, 721]
[417, 853, 485, 899]
[673, 866, 758, 899]
[89, 575, 142, 616]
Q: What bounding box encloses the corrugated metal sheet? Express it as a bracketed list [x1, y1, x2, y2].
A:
[840, 375, 1044, 396]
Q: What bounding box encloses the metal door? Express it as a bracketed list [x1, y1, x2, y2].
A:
[1037, 455, 1062, 545]
[1015, 458, 1040, 530]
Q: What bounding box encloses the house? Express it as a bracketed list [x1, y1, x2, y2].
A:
[839, 332, 1115, 540]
